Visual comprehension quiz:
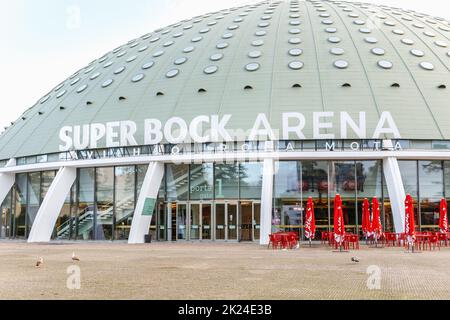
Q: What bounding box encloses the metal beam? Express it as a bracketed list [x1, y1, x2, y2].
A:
[383, 157, 406, 233]
[27, 167, 77, 243]
[260, 159, 274, 245]
[128, 162, 164, 244]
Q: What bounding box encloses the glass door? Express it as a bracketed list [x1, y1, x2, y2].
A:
[227, 203, 238, 241]
[240, 202, 253, 241]
[253, 202, 261, 241]
[158, 202, 166, 241]
[202, 203, 212, 240]
[189, 203, 200, 240]
[177, 203, 187, 240]
[215, 203, 226, 240]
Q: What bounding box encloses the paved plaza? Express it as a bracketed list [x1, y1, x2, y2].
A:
[0, 241, 448, 300]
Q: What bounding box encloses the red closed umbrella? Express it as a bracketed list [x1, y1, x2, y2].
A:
[439, 198, 448, 234]
[362, 198, 371, 238]
[405, 194, 416, 245]
[304, 197, 316, 242]
[334, 194, 345, 246]
[371, 197, 382, 240]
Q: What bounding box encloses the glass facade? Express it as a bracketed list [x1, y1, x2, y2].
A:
[1, 159, 449, 242]
[273, 161, 384, 239]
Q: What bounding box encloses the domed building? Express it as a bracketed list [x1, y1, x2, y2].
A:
[0, 0, 449, 244]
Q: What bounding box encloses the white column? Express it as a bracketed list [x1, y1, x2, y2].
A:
[128, 162, 164, 244]
[383, 157, 406, 233]
[0, 159, 16, 205]
[28, 167, 77, 243]
[259, 159, 274, 245]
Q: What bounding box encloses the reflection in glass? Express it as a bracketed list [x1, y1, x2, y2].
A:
[228, 203, 238, 240]
[190, 204, 200, 240]
[215, 164, 239, 199]
[240, 162, 263, 199]
[215, 203, 225, 240]
[77, 168, 95, 240]
[254, 203, 261, 240]
[115, 166, 135, 240]
[177, 204, 187, 240]
[190, 164, 213, 200]
[27, 172, 40, 236]
[54, 185, 74, 240]
[96, 167, 114, 240]
[202, 203, 212, 240]
[167, 164, 189, 201]
[399, 161, 419, 227]
[1, 191, 12, 238]
[419, 161, 443, 230]
[14, 173, 27, 238]
[330, 161, 356, 233]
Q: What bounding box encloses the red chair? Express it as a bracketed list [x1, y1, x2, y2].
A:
[397, 233, 406, 247]
[384, 233, 397, 247]
[428, 234, 440, 251]
[345, 234, 360, 250]
[287, 233, 299, 249]
[268, 234, 281, 249]
[321, 231, 329, 244]
[437, 233, 448, 247]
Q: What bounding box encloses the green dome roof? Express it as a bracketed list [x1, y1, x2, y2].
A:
[1, 0, 450, 159]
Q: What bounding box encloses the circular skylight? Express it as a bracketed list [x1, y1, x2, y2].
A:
[290, 20, 301, 26]
[419, 62, 434, 70]
[216, 42, 229, 49]
[153, 50, 164, 57]
[228, 25, 239, 30]
[166, 69, 179, 78]
[222, 33, 233, 39]
[70, 78, 80, 86]
[410, 49, 425, 57]
[76, 84, 88, 93]
[142, 61, 155, 69]
[258, 22, 270, 28]
[90, 72, 101, 80]
[402, 38, 414, 45]
[210, 53, 224, 61]
[378, 60, 393, 69]
[174, 57, 188, 65]
[149, 37, 160, 43]
[435, 40, 448, 48]
[114, 66, 126, 74]
[116, 51, 127, 58]
[325, 27, 337, 33]
[104, 60, 114, 68]
[289, 28, 301, 34]
[384, 20, 396, 26]
[245, 62, 260, 71]
[288, 61, 304, 70]
[330, 48, 345, 55]
[248, 50, 262, 58]
[56, 90, 67, 98]
[163, 41, 174, 47]
[353, 20, 366, 25]
[371, 48, 385, 55]
[173, 32, 183, 38]
[322, 20, 334, 25]
[289, 48, 303, 56]
[84, 67, 94, 74]
[392, 29, 405, 35]
[131, 74, 145, 82]
[424, 31, 436, 37]
[102, 79, 114, 88]
[359, 28, 371, 34]
[138, 46, 148, 52]
[328, 37, 341, 43]
[204, 65, 218, 74]
[126, 56, 137, 63]
[252, 40, 264, 46]
[199, 28, 210, 34]
[40, 96, 50, 104]
[192, 36, 203, 42]
[365, 37, 378, 44]
[334, 60, 349, 69]
[255, 30, 267, 36]
[183, 46, 195, 53]
[289, 38, 302, 44]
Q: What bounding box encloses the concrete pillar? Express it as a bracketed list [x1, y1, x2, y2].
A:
[259, 159, 274, 245]
[0, 159, 16, 206]
[28, 167, 77, 243]
[128, 162, 164, 244]
[383, 157, 406, 233]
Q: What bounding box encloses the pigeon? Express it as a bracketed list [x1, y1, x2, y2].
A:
[35, 257, 44, 268]
[71, 252, 80, 262]
[351, 257, 360, 263]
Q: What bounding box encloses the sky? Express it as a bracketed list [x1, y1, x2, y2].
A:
[0, 0, 449, 132]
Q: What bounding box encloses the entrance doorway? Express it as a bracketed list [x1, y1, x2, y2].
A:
[214, 202, 238, 241]
[239, 201, 261, 242]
